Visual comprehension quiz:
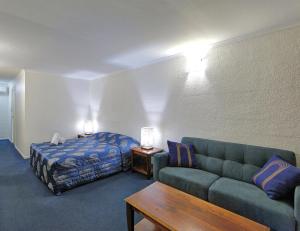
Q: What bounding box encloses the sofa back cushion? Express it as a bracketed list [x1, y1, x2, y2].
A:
[181, 137, 296, 184]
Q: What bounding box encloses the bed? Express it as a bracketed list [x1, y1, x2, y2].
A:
[30, 132, 139, 195]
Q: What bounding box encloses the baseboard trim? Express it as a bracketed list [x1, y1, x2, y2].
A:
[14, 145, 30, 159]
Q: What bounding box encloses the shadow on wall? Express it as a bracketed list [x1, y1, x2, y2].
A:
[29, 77, 91, 147]
[89, 55, 212, 149]
[133, 57, 187, 147]
[90, 73, 149, 143]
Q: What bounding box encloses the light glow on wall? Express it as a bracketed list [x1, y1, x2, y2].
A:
[92, 120, 99, 133]
[76, 119, 99, 134]
[84, 120, 94, 134]
[152, 127, 162, 148]
[186, 58, 208, 83]
[76, 120, 85, 133]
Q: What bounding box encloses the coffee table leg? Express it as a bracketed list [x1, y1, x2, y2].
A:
[126, 202, 134, 231]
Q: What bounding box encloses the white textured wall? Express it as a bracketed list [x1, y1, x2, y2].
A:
[13, 71, 90, 158]
[22, 71, 90, 157]
[91, 25, 300, 165]
[0, 84, 10, 139]
[8, 83, 15, 142]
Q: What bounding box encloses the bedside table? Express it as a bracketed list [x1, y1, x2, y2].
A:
[131, 147, 163, 179]
[78, 133, 94, 138]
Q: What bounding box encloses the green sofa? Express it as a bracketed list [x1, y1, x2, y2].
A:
[153, 137, 299, 231]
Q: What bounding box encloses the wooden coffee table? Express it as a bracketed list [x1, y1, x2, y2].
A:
[125, 182, 270, 231]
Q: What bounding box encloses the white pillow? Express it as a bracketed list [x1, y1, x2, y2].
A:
[51, 133, 60, 145]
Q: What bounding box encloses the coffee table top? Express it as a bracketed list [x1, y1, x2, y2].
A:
[125, 182, 269, 231]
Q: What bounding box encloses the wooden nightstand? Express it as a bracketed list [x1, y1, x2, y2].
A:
[131, 147, 163, 179]
[77, 133, 94, 138]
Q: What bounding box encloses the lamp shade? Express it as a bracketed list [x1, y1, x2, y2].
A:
[141, 127, 154, 149]
[84, 120, 94, 135]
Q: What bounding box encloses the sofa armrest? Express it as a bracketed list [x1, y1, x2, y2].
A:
[153, 152, 169, 181]
[295, 186, 300, 222]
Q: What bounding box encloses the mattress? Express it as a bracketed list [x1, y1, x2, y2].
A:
[30, 132, 139, 195]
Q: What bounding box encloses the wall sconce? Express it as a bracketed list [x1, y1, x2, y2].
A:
[165, 41, 212, 74]
[184, 45, 211, 74]
[141, 127, 154, 150]
[84, 120, 94, 135]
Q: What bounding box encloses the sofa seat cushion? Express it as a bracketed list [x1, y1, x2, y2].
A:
[208, 177, 295, 231]
[159, 167, 219, 200]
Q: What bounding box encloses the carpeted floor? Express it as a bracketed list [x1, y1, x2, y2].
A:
[0, 140, 153, 231]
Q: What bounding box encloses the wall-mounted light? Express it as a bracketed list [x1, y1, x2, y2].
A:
[141, 127, 154, 150]
[165, 41, 212, 74]
[183, 44, 211, 73]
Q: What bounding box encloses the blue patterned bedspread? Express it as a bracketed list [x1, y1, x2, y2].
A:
[30, 132, 139, 195]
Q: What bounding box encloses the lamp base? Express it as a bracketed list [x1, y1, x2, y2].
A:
[141, 146, 153, 150]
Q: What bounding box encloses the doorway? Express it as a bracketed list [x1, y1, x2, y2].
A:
[0, 83, 14, 142]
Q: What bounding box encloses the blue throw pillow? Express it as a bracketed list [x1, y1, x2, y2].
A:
[167, 140, 196, 168]
[253, 155, 300, 199]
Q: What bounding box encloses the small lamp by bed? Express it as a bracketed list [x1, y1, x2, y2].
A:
[84, 120, 94, 135]
[141, 127, 154, 150]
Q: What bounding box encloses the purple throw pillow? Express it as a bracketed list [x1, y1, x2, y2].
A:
[167, 140, 196, 168]
[253, 155, 300, 199]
